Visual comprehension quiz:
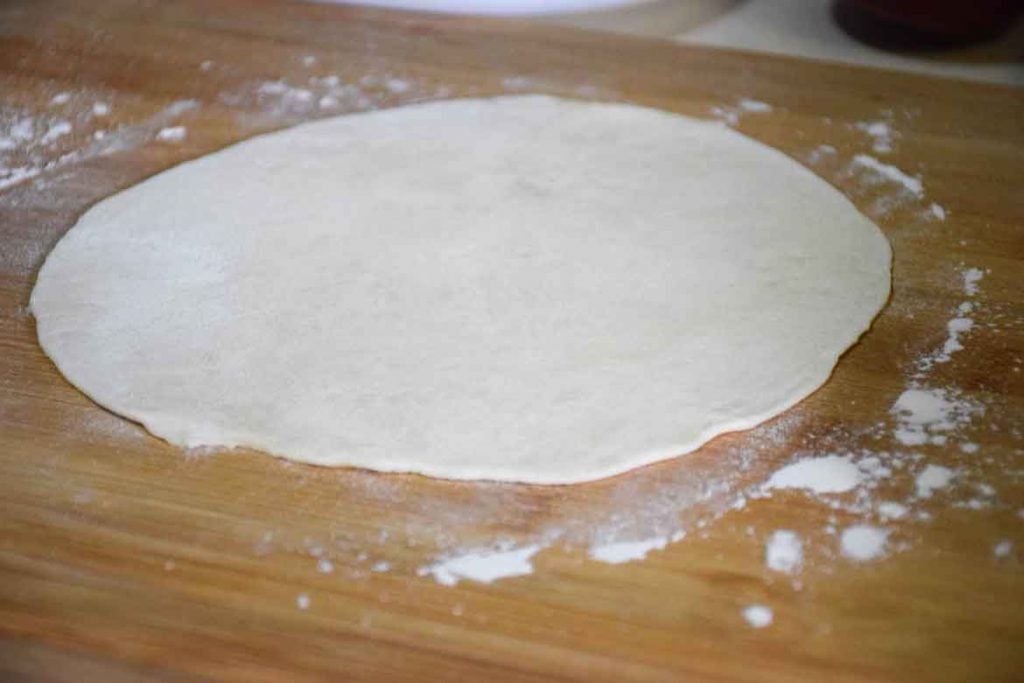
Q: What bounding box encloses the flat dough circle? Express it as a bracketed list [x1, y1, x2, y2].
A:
[31, 95, 890, 484]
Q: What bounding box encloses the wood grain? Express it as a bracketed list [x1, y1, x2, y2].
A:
[1, 1, 1022, 681]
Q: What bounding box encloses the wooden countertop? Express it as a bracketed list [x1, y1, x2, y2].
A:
[1, 1, 1021, 680]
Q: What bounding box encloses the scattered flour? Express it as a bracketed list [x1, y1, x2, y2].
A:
[156, 126, 187, 142]
[891, 388, 982, 447]
[227, 76, 398, 121]
[709, 97, 772, 126]
[0, 98, 197, 193]
[296, 593, 310, 610]
[938, 316, 974, 360]
[418, 543, 544, 586]
[975, 483, 995, 498]
[961, 268, 984, 296]
[840, 525, 888, 562]
[876, 502, 908, 520]
[765, 455, 861, 494]
[929, 202, 946, 221]
[384, 77, 411, 94]
[92, 102, 110, 117]
[992, 540, 1013, 559]
[851, 154, 923, 197]
[742, 604, 773, 628]
[709, 106, 739, 126]
[737, 98, 772, 113]
[764, 530, 803, 575]
[915, 465, 956, 499]
[805, 143, 836, 165]
[855, 120, 894, 154]
[50, 92, 71, 106]
[0, 167, 43, 191]
[916, 267, 985, 372]
[40, 121, 72, 144]
[588, 532, 684, 565]
[257, 80, 314, 105]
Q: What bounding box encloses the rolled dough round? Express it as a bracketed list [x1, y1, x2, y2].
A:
[31, 95, 890, 484]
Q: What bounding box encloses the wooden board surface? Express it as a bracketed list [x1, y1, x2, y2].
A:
[1, 1, 1022, 680]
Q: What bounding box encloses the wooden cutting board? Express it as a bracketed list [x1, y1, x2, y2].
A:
[1, 1, 1021, 680]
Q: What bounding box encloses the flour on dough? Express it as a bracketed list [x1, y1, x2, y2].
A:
[31, 95, 890, 484]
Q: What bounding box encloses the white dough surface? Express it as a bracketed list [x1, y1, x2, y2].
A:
[31, 95, 890, 484]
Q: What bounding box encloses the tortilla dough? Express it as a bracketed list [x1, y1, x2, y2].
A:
[31, 95, 890, 484]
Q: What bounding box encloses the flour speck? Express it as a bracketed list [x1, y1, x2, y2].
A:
[742, 604, 773, 628]
[961, 267, 984, 296]
[737, 98, 772, 113]
[41, 121, 72, 145]
[764, 530, 803, 575]
[588, 532, 683, 565]
[418, 543, 544, 586]
[876, 502, 908, 520]
[855, 120, 895, 154]
[851, 154, 923, 197]
[156, 126, 187, 142]
[765, 455, 861, 494]
[840, 525, 888, 562]
[914, 465, 956, 499]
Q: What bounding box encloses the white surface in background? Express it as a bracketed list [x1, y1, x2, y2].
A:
[316, 0, 1022, 86]
[678, 0, 1023, 86]
[313, 0, 657, 16]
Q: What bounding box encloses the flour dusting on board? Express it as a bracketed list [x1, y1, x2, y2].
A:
[417, 542, 544, 586]
[891, 388, 982, 447]
[764, 455, 861, 494]
[850, 154, 923, 197]
[915, 267, 985, 372]
[855, 120, 895, 154]
[0, 98, 198, 195]
[742, 605, 773, 628]
[840, 525, 889, 562]
[156, 126, 187, 142]
[764, 530, 803, 575]
[588, 531, 684, 565]
[915, 465, 956, 499]
[709, 97, 773, 126]
[7, 63, 1015, 614]
[220, 71, 454, 126]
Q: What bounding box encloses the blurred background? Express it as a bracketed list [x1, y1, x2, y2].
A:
[329, 0, 1024, 86]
